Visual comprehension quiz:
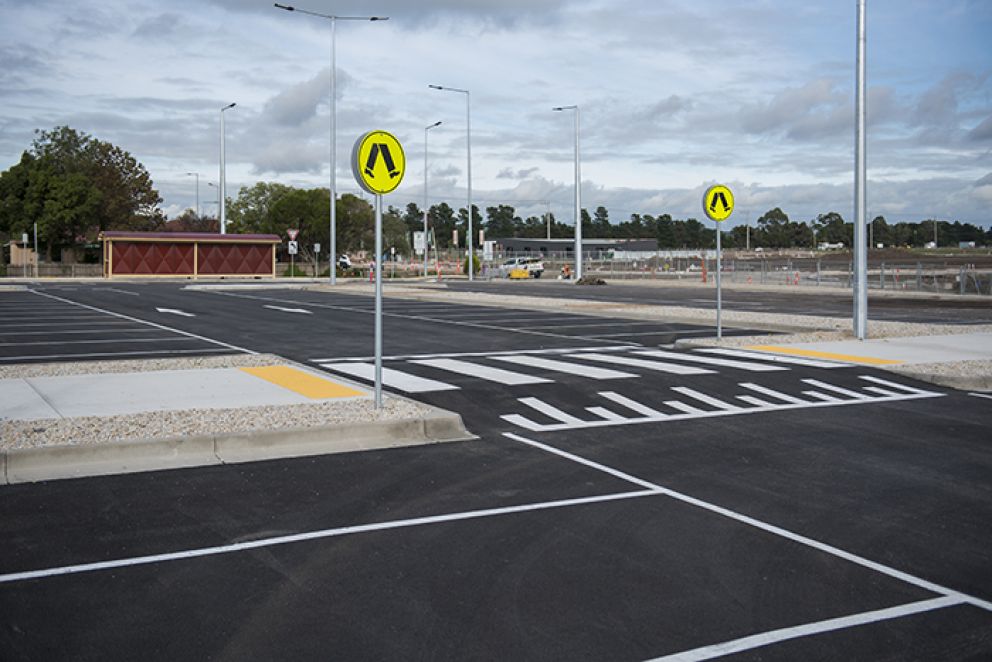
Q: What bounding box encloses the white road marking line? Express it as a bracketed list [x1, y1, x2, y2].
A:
[0, 321, 134, 328]
[501, 380, 944, 432]
[637, 349, 788, 372]
[309, 345, 634, 363]
[736, 395, 774, 407]
[0, 315, 107, 321]
[573, 353, 714, 375]
[0, 489, 659, 585]
[263, 304, 312, 314]
[491, 355, 637, 380]
[670, 387, 741, 411]
[863, 386, 902, 397]
[155, 307, 195, 317]
[858, 375, 931, 395]
[646, 596, 964, 662]
[664, 400, 705, 414]
[968, 392, 992, 400]
[586, 406, 626, 421]
[526, 321, 681, 330]
[803, 391, 842, 402]
[504, 432, 992, 615]
[0, 337, 195, 347]
[516, 397, 584, 424]
[698, 347, 845, 368]
[801, 379, 870, 399]
[600, 391, 666, 417]
[32, 290, 256, 354]
[320, 362, 459, 393]
[739, 382, 807, 404]
[104, 288, 139, 296]
[409, 358, 553, 386]
[0, 348, 234, 362]
[0, 328, 162, 337]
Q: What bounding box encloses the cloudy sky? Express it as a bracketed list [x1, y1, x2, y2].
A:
[2, 0, 990, 229]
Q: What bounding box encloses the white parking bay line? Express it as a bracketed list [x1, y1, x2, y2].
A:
[410, 358, 552, 386]
[491, 355, 637, 380]
[321, 362, 459, 393]
[636, 349, 787, 372]
[573, 353, 714, 375]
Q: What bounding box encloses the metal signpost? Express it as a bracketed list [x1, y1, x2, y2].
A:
[703, 184, 734, 340]
[352, 129, 406, 409]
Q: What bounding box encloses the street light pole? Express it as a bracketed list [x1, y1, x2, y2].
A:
[553, 105, 582, 280]
[207, 182, 220, 228]
[424, 121, 442, 278]
[429, 85, 473, 281]
[219, 102, 236, 235]
[274, 4, 388, 284]
[853, 0, 867, 339]
[185, 172, 200, 217]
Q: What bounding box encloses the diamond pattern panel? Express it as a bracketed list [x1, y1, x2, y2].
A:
[198, 244, 273, 275]
[112, 242, 194, 275]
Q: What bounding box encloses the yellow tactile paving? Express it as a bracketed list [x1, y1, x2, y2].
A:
[240, 366, 367, 399]
[745, 345, 904, 366]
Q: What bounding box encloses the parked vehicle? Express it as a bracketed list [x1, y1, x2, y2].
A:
[499, 257, 544, 279]
[338, 254, 352, 269]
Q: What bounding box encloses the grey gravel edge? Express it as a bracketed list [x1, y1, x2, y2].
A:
[1, 407, 475, 485]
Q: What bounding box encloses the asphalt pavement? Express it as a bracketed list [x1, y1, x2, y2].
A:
[1, 281, 990, 661]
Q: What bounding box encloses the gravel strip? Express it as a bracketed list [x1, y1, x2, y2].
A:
[1, 396, 430, 450]
[0, 353, 284, 379]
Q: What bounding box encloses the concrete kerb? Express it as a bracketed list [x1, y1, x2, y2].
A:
[1, 406, 474, 485]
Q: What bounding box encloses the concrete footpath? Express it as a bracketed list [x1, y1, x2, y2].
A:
[0, 362, 472, 485]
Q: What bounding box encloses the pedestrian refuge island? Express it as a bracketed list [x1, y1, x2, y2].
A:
[99, 231, 281, 278]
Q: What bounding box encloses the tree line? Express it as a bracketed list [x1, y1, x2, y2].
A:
[2, 126, 989, 263]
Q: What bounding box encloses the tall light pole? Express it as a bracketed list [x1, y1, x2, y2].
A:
[430, 84, 473, 281]
[424, 121, 442, 277]
[207, 182, 220, 228]
[185, 172, 200, 217]
[553, 105, 582, 280]
[275, 4, 388, 284]
[219, 102, 236, 235]
[853, 0, 867, 339]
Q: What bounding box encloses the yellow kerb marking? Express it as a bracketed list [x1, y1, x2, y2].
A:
[240, 366, 366, 399]
[745, 345, 904, 366]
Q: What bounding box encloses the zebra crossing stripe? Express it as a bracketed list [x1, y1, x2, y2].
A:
[320, 362, 459, 393]
[803, 390, 843, 402]
[586, 406, 627, 421]
[858, 375, 931, 394]
[802, 378, 870, 399]
[696, 347, 845, 368]
[409, 358, 552, 385]
[739, 382, 807, 404]
[516, 397, 584, 424]
[491, 354, 637, 380]
[572, 353, 714, 375]
[635, 349, 787, 372]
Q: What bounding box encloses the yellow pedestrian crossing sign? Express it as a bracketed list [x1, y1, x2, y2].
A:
[703, 184, 734, 222]
[352, 130, 405, 195]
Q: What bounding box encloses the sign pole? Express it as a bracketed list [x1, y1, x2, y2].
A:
[374, 193, 383, 409]
[716, 224, 722, 340]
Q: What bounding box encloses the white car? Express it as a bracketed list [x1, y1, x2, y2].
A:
[500, 257, 544, 278]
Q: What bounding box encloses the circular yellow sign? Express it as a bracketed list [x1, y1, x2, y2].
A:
[702, 184, 734, 222]
[351, 130, 405, 195]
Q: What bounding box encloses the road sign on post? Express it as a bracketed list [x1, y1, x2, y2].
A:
[352, 130, 406, 410]
[287, 229, 299, 241]
[703, 184, 734, 340]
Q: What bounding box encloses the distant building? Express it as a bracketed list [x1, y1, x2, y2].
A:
[494, 237, 657, 257]
[959, 241, 976, 249]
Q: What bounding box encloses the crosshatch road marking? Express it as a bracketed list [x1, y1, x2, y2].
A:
[322, 362, 460, 393]
[501, 376, 943, 432]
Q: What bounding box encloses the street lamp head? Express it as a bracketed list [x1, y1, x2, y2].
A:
[427, 121, 442, 129]
[428, 85, 443, 90]
[553, 105, 577, 111]
[369, 16, 388, 21]
[222, 102, 236, 111]
[274, 3, 295, 11]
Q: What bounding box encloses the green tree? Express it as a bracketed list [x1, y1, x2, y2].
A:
[227, 182, 293, 234]
[0, 126, 163, 258]
[656, 214, 675, 247]
[592, 206, 611, 237]
[485, 204, 518, 238]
